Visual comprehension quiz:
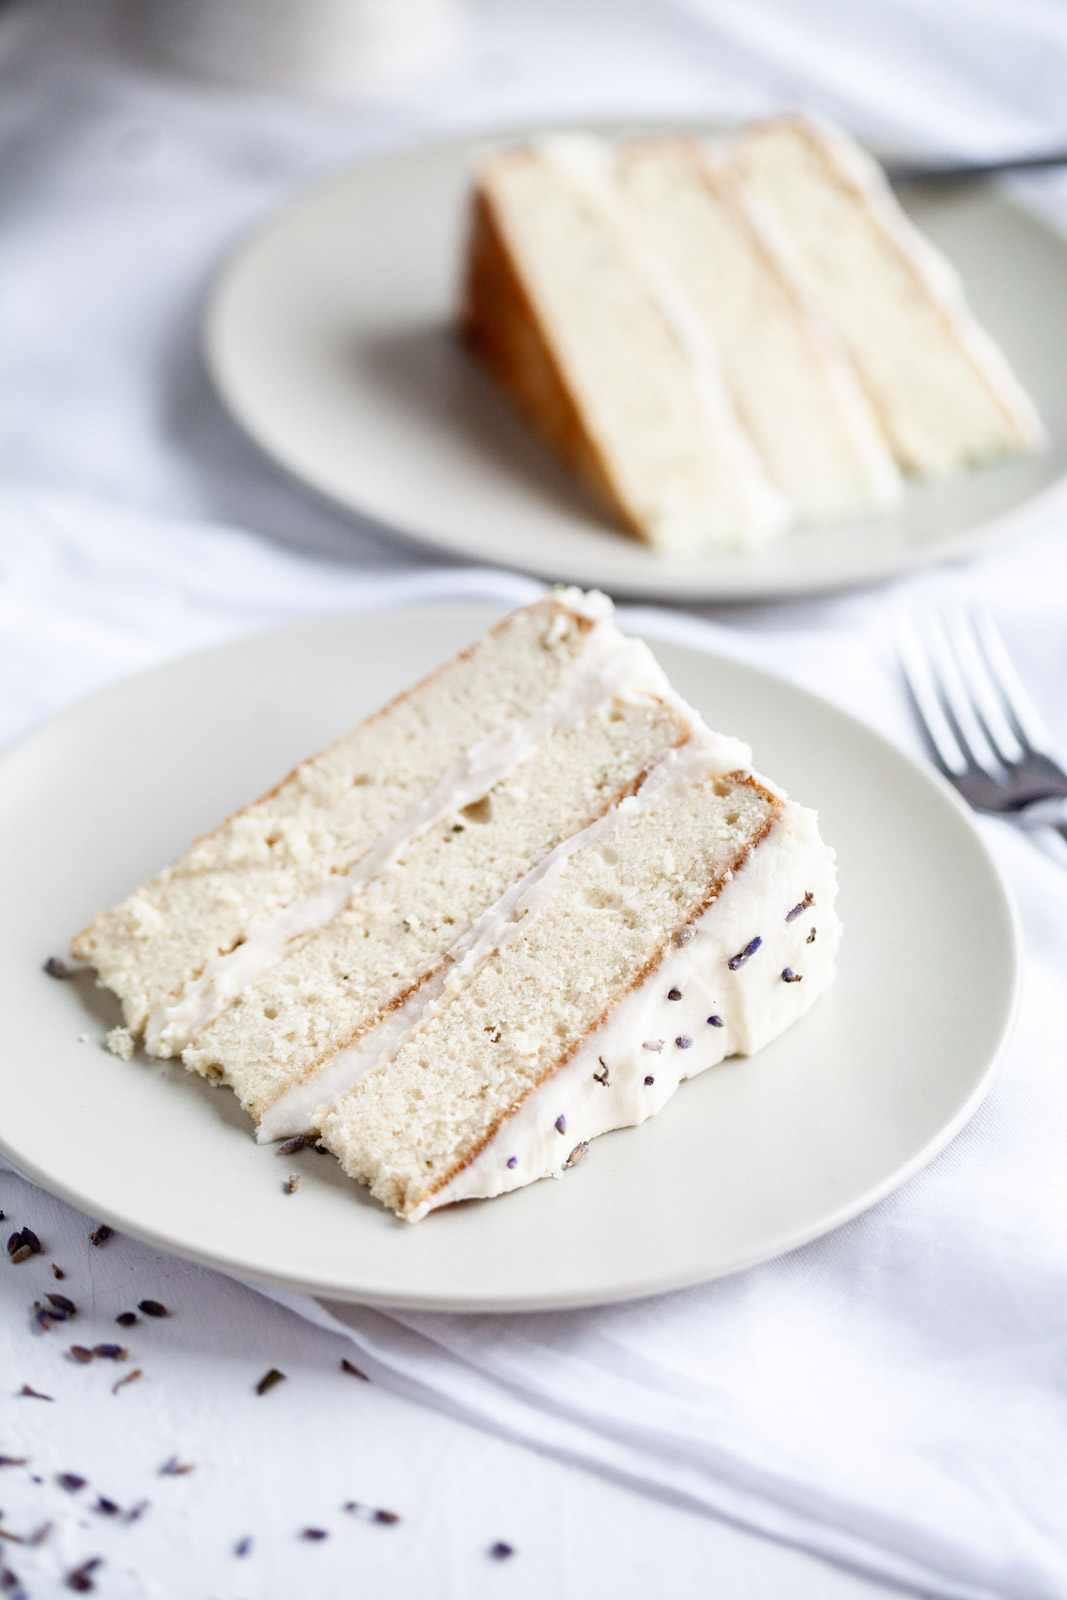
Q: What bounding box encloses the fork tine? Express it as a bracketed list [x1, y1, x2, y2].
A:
[918, 610, 1006, 777]
[942, 608, 1024, 768]
[896, 616, 967, 775]
[971, 607, 1055, 757]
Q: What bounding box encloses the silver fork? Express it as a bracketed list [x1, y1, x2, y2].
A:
[898, 607, 1067, 850]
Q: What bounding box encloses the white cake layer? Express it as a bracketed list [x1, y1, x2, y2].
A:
[618, 139, 902, 521]
[415, 796, 839, 1219]
[73, 593, 623, 1038]
[320, 758, 826, 1219]
[193, 692, 694, 1127]
[484, 140, 789, 552]
[734, 115, 1044, 477]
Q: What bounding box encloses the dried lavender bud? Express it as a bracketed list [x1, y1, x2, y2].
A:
[675, 1035, 692, 1049]
[51, 1265, 65, 1280]
[91, 1345, 127, 1361]
[554, 1114, 566, 1135]
[667, 987, 682, 1001]
[57, 1475, 86, 1493]
[489, 1541, 516, 1560]
[340, 1358, 368, 1381]
[312, 1142, 331, 1156]
[35, 1306, 61, 1330]
[68, 1346, 93, 1364]
[785, 891, 815, 922]
[506, 1155, 518, 1169]
[807, 927, 816, 944]
[278, 1135, 304, 1156]
[47, 1294, 76, 1315]
[593, 1056, 609, 1086]
[9, 1245, 31, 1266]
[642, 1039, 663, 1053]
[707, 1015, 724, 1028]
[781, 969, 803, 984]
[0, 1456, 28, 1468]
[124, 1500, 149, 1523]
[727, 936, 762, 971]
[18, 1386, 53, 1401]
[115, 1313, 137, 1328]
[20, 1229, 41, 1255]
[300, 1528, 328, 1541]
[89, 1226, 113, 1248]
[373, 1509, 401, 1525]
[111, 1369, 142, 1396]
[255, 1368, 286, 1396]
[43, 956, 72, 980]
[644, 1075, 655, 1086]
[674, 926, 695, 947]
[563, 1142, 589, 1169]
[158, 1457, 195, 1476]
[234, 1537, 252, 1557]
[283, 1175, 300, 1194]
[65, 1558, 102, 1593]
[94, 1498, 120, 1517]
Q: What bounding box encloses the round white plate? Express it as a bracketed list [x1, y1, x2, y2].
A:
[0, 608, 1018, 1310]
[205, 124, 1067, 602]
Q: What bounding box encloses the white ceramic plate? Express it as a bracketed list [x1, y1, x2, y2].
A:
[0, 608, 1018, 1310]
[205, 123, 1067, 602]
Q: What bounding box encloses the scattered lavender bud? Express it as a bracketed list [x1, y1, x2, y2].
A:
[489, 1541, 516, 1560]
[115, 1313, 137, 1328]
[707, 1015, 724, 1028]
[234, 1537, 252, 1557]
[91, 1345, 127, 1362]
[727, 936, 762, 971]
[51, 1265, 65, 1280]
[300, 1528, 328, 1541]
[124, 1500, 149, 1523]
[0, 1456, 28, 1468]
[781, 968, 803, 984]
[674, 926, 695, 947]
[43, 957, 72, 980]
[642, 1039, 663, 1053]
[675, 1035, 692, 1049]
[255, 1368, 286, 1396]
[667, 987, 682, 1001]
[57, 1475, 87, 1493]
[158, 1457, 195, 1476]
[807, 927, 816, 944]
[785, 891, 815, 922]
[373, 1510, 401, 1526]
[21, 1229, 40, 1254]
[68, 1346, 93, 1365]
[111, 1369, 142, 1396]
[506, 1157, 517, 1169]
[65, 1557, 102, 1593]
[89, 1226, 113, 1248]
[554, 1115, 566, 1135]
[340, 1358, 369, 1381]
[95, 1498, 120, 1517]
[644, 1075, 655, 1087]
[593, 1057, 609, 1086]
[8, 1245, 32, 1266]
[283, 1175, 300, 1194]
[18, 1385, 53, 1401]
[563, 1142, 589, 1169]
[47, 1294, 76, 1315]
[278, 1135, 304, 1156]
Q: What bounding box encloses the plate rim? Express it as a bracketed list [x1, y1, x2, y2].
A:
[0, 605, 1023, 1311]
[202, 117, 1067, 603]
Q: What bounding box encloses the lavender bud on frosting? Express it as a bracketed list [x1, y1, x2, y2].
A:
[554, 1114, 566, 1134]
[707, 1015, 724, 1028]
[781, 968, 803, 983]
[727, 936, 762, 971]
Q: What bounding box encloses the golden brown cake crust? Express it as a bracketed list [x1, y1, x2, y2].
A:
[461, 172, 651, 544]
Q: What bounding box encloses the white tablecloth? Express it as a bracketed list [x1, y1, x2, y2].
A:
[4, 3, 1067, 1597]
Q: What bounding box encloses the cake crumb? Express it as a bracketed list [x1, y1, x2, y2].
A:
[105, 1027, 134, 1062]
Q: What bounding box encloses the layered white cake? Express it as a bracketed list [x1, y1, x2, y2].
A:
[462, 116, 1042, 551]
[73, 591, 841, 1220]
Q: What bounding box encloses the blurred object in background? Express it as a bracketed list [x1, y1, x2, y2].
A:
[134, 0, 470, 99]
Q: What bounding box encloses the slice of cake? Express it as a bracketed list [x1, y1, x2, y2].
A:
[72, 590, 841, 1220]
[462, 137, 790, 553]
[733, 114, 1044, 476]
[617, 138, 902, 521]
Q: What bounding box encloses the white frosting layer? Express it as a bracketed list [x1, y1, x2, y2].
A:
[409, 796, 840, 1220]
[146, 599, 692, 1058]
[258, 732, 751, 1141]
